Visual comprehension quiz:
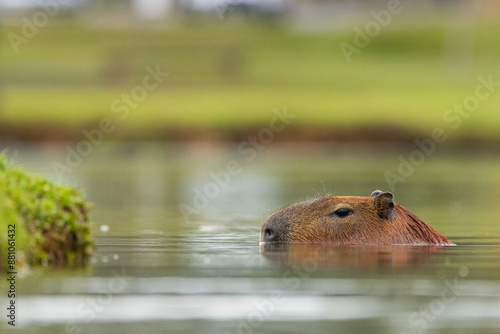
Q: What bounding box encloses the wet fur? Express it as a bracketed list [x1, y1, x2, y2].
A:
[260, 194, 453, 246]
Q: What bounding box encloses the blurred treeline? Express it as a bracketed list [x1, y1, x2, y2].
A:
[0, 0, 499, 142]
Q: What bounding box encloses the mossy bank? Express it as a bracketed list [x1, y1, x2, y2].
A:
[0, 154, 93, 272]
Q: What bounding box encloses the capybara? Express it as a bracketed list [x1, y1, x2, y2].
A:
[260, 190, 454, 245]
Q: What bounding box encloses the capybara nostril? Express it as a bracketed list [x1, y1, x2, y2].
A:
[264, 227, 275, 241]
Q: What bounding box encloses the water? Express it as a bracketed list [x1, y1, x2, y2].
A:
[2, 142, 500, 333]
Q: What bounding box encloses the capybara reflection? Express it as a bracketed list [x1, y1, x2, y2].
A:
[260, 191, 453, 245]
[260, 244, 447, 268]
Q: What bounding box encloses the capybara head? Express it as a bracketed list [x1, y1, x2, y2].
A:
[260, 190, 454, 245]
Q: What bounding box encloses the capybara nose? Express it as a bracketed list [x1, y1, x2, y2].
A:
[263, 227, 276, 242]
[260, 213, 290, 243]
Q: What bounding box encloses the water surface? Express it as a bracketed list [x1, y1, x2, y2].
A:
[2, 142, 500, 333]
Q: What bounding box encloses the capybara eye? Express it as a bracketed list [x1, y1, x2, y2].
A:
[329, 208, 354, 218]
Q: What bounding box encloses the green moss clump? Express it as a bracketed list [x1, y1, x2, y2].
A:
[0, 154, 94, 271]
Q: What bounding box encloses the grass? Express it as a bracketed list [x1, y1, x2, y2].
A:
[0, 154, 93, 271]
[1, 18, 500, 141]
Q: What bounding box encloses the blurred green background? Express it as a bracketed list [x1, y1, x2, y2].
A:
[1, 0, 500, 142]
[2, 3, 500, 333]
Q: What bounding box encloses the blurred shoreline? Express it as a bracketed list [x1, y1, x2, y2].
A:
[3, 124, 500, 148]
[1, 3, 500, 145]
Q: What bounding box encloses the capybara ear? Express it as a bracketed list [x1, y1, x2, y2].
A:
[370, 190, 383, 197]
[372, 191, 395, 219]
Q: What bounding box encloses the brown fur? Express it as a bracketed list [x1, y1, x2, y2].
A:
[260, 191, 454, 246]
